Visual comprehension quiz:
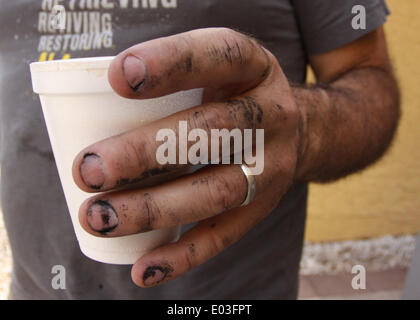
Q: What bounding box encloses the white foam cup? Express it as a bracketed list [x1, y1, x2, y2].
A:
[30, 57, 203, 264]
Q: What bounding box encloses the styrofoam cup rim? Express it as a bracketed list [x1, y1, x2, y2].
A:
[30, 56, 115, 73]
[30, 56, 116, 94]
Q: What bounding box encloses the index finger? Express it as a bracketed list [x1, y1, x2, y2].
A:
[108, 28, 271, 100]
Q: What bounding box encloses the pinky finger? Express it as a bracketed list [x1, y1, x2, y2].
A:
[131, 194, 272, 287]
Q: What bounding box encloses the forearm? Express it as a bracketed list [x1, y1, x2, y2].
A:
[293, 66, 400, 182]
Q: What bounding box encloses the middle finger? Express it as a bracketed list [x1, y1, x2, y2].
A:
[72, 93, 282, 193]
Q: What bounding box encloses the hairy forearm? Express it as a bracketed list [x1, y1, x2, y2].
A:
[293, 66, 400, 182]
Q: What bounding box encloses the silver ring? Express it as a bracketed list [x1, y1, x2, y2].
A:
[240, 164, 256, 207]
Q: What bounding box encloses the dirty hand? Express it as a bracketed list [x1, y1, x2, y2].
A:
[72, 28, 303, 287]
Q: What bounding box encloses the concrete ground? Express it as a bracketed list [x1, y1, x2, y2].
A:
[298, 268, 406, 300]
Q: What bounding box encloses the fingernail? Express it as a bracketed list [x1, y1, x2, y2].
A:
[87, 200, 119, 234]
[123, 55, 146, 91]
[80, 153, 105, 190]
[142, 265, 171, 286]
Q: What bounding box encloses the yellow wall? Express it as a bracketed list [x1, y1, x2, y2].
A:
[305, 0, 420, 242]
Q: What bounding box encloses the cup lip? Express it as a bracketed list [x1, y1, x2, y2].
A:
[30, 56, 115, 72]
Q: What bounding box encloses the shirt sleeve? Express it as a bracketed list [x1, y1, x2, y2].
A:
[292, 0, 390, 55]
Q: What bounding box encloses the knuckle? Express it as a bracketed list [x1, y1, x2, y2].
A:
[182, 243, 196, 271]
[225, 39, 250, 66]
[167, 35, 195, 76]
[206, 173, 241, 212]
[222, 29, 273, 79]
[165, 38, 182, 58]
[271, 101, 300, 130]
[270, 103, 288, 122]
[209, 28, 254, 67]
[122, 135, 150, 173]
[207, 231, 228, 256]
[188, 107, 227, 132]
[225, 96, 264, 129]
[136, 192, 160, 231]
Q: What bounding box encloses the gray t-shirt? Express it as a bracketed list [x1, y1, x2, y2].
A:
[0, 0, 389, 299]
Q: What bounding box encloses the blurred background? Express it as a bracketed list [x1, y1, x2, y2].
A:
[306, 0, 420, 244]
[300, 0, 420, 299]
[0, 0, 419, 299]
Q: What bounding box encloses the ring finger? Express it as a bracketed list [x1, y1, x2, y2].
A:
[78, 164, 258, 237]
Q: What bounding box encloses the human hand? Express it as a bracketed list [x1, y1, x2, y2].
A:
[72, 28, 303, 287]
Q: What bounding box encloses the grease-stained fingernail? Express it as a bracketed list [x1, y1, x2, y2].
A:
[123, 55, 146, 91]
[87, 200, 119, 234]
[142, 265, 172, 286]
[80, 153, 105, 190]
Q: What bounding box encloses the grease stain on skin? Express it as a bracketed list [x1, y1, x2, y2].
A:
[223, 39, 234, 66]
[275, 104, 288, 121]
[130, 79, 145, 92]
[142, 264, 174, 286]
[207, 38, 246, 67]
[115, 178, 130, 188]
[166, 51, 195, 78]
[184, 52, 193, 73]
[114, 166, 177, 189]
[207, 44, 226, 65]
[191, 176, 209, 186]
[145, 74, 161, 90]
[87, 199, 119, 235]
[142, 166, 173, 178]
[188, 243, 196, 256]
[226, 96, 264, 129]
